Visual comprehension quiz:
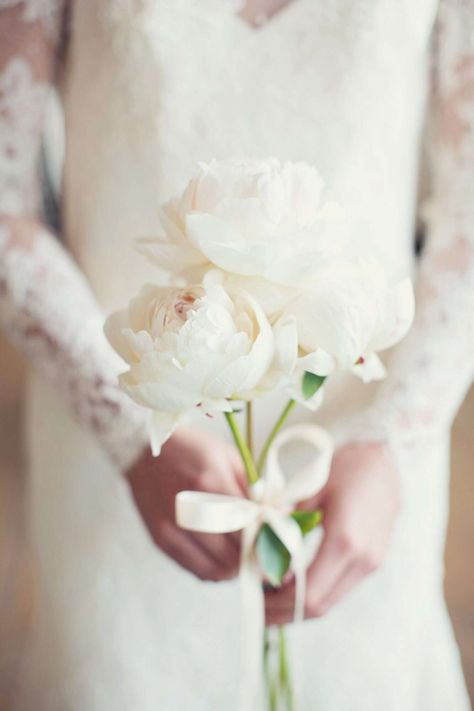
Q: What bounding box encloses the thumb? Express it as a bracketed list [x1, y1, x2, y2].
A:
[294, 486, 327, 512]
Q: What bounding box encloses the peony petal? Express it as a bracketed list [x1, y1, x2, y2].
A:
[259, 314, 298, 391]
[265, 250, 332, 286]
[148, 411, 183, 456]
[121, 327, 155, 360]
[351, 352, 387, 383]
[290, 383, 325, 412]
[120, 372, 200, 412]
[158, 199, 188, 242]
[104, 309, 135, 363]
[223, 274, 295, 316]
[205, 290, 274, 398]
[213, 197, 275, 237]
[136, 238, 206, 278]
[186, 213, 271, 275]
[288, 261, 377, 366]
[369, 278, 415, 351]
[297, 349, 336, 377]
[199, 398, 233, 413]
[271, 314, 298, 377]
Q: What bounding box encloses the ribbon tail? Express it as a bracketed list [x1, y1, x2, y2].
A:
[291, 542, 307, 625]
[175, 490, 265, 709]
[265, 513, 306, 625]
[263, 514, 307, 708]
[236, 518, 265, 711]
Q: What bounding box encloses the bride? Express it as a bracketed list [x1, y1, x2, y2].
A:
[1, 0, 473, 709]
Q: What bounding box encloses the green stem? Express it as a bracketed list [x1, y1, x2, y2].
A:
[226, 402, 297, 709]
[256, 399, 297, 475]
[264, 628, 278, 711]
[246, 401, 254, 457]
[278, 627, 295, 710]
[224, 410, 259, 486]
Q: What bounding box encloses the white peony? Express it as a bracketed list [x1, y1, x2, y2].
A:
[287, 259, 415, 383]
[104, 271, 279, 454]
[104, 157, 416, 457]
[137, 157, 346, 313]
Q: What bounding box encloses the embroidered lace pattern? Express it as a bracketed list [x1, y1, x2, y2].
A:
[0, 2, 149, 471]
[0, 0, 63, 37]
[336, 0, 474, 452]
[1, 0, 473, 469]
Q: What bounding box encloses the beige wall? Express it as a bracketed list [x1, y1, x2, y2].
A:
[0, 334, 473, 706]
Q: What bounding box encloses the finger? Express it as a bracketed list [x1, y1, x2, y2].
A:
[215, 461, 245, 550]
[315, 561, 365, 614]
[264, 526, 351, 623]
[294, 487, 326, 512]
[265, 605, 294, 627]
[231, 459, 250, 498]
[227, 528, 243, 550]
[227, 529, 242, 551]
[189, 531, 240, 573]
[263, 571, 303, 625]
[264, 585, 296, 626]
[304, 527, 352, 610]
[228, 467, 250, 499]
[193, 470, 243, 550]
[178, 465, 245, 550]
[157, 523, 226, 582]
[265, 528, 349, 613]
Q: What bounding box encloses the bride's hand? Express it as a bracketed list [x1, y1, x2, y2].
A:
[126, 426, 247, 582]
[264, 441, 401, 625]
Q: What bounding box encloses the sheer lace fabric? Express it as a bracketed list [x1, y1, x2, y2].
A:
[0, 0, 62, 37]
[0, 2, 148, 471]
[0, 0, 473, 468]
[0, 221, 149, 469]
[0, 57, 48, 215]
[337, 0, 474, 452]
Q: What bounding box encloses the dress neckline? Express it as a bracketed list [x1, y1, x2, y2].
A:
[233, 0, 299, 31]
[200, 0, 305, 35]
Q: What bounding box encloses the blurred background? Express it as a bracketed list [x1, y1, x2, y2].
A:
[0, 333, 473, 708]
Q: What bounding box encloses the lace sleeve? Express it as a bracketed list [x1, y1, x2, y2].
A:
[0, 2, 149, 472]
[336, 0, 474, 452]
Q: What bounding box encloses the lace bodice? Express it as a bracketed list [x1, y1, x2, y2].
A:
[337, 0, 474, 452]
[0, 0, 473, 473]
[0, 1, 148, 471]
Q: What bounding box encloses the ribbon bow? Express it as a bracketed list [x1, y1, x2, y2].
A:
[176, 423, 333, 709]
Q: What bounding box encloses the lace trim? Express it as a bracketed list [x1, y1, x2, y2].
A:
[0, 3, 149, 472]
[0, 0, 63, 37]
[336, 0, 474, 453]
[0, 58, 48, 215]
[0, 223, 149, 471]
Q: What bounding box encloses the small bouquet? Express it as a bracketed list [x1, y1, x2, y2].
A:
[105, 158, 414, 710]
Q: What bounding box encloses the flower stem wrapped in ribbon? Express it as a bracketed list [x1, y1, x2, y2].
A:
[176, 418, 334, 710]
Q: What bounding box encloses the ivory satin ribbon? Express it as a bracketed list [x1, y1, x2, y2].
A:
[176, 423, 334, 709]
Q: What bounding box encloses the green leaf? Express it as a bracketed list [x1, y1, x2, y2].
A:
[290, 509, 323, 535]
[301, 371, 326, 400]
[256, 523, 291, 586]
[255, 511, 324, 586]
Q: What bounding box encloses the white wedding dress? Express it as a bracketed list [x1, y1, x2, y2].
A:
[1, 1, 473, 709]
